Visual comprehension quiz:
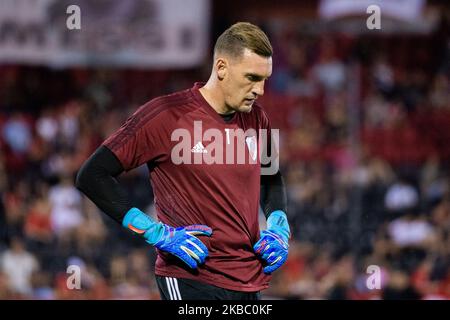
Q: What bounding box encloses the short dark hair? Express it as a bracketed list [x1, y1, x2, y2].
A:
[214, 22, 273, 59]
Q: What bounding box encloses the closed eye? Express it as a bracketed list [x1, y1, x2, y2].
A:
[246, 74, 264, 82]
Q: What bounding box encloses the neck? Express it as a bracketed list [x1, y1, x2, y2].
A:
[199, 76, 234, 115]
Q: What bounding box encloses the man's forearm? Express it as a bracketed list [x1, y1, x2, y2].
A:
[256, 170, 290, 274]
[76, 146, 213, 269]
[75, 145, 132, 223]
[260, 170, 287, 219]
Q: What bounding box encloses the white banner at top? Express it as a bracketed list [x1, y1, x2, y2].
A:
[319, 0, 425, 21]
[0, 0, 210, 68]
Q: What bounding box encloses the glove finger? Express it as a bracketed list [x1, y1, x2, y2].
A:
[266, 251, 282, 265]
[253, 237, 270, 255]
[262, 240, 288, 259]
[176, 247, 199, 269]
[262, 230, 289, 248]
[187, 235, 209, 254]
[184, 237, 209, 264]
[263, 254, 287, 274]
[262, 248, 277, 262]
[185, 225, 213, 237]
[261, 245, 277, 260]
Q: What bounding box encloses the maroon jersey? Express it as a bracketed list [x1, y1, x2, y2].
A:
[103, 82, 272, 292]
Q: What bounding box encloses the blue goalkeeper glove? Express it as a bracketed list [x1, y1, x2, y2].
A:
[123, 207, 212, 269]
[253, 210, 290, 274]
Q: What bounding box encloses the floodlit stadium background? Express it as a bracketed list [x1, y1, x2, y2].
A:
[0, 0, 449, 299]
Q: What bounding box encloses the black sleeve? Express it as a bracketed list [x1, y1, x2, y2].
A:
[75, 145, 132, 224]
[260, 170, 288, 219]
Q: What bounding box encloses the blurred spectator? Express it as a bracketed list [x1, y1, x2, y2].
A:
[31, 271, 55, 300]
[420, 155, 449, 207]
[382, 269, 421, 300]
[429, 73, 450, 109]
[112, 275, 153, 300]
[312, 38, 346, 94]
[36, 109, 58, 144]
[48, 175, 83, 237]
[372, 55, 395, 97]
[2, 113, 32, 155]
[2, 180, 28, 239]
[0, 237, 39, 297]
[0, 271, 12, 299]
[388, 215, 434, 247]
[384, 178, 419, 214]
[24, 195, 53, 244]
[363, 93, 391, 129]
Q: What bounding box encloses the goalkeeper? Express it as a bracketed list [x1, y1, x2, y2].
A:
[76, 22, 290, 300]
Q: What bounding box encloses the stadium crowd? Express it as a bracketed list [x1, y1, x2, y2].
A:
[0, 19, 449, 299]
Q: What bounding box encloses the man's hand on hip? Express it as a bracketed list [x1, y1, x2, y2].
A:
[123, 208, 212, 269]
[253, 210, 290, 274]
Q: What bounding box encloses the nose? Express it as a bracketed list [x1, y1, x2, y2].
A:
[252, 81, 265, 97]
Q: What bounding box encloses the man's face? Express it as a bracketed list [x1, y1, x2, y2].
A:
[217, 48, 272, 113]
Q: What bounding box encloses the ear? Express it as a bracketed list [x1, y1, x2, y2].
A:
[215, 57, 227, 81]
